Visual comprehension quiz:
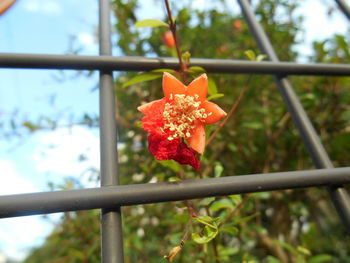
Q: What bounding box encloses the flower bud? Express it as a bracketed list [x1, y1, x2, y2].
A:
[164, 245, 182, 262]
[162, 31, 176, 47]
[232, 20, 242, 30]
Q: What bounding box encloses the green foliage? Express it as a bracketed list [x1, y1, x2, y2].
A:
[192, 216, 219, 244]
[24, 210, 100, 263]
[122, 72, 163, 88]
[135, 19, 169, 28]
[22, 0, 350, 262]
[122, 69, 177, 88]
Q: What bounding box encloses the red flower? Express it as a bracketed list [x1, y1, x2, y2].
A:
[138, 73, 226, 169]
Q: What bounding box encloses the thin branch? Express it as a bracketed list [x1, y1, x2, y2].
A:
[206, 86, 247, 147]
[164, 0, 187, 83]
[206, 75, 253, 147]
[219, 194, 251, 227]
[197, 171, 221, 263]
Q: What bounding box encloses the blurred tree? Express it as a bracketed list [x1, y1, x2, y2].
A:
[23, 0, 350, 262]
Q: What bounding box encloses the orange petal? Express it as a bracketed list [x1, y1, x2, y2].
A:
[162, 72, 186, 99]
[187, 123, 205, 154]
[201, 101, 227, 124]
[187, 74, 208, 101]
[137, 99, 164, 114]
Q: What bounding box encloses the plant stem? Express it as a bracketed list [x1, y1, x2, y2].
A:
[198, 171, 221, 263]
[164, 0, 187, 83]
[206, 86, 247, 146]
[219, 194, 251, 227]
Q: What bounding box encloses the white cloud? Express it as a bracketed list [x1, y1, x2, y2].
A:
[295, 0, 348, 61]
[23, 0, 62, 15]
[77, 32, 98, 53]
[0, 127, 100, 261]
[0, 160, 38, 195]
[32, 126, 100, 187]
[78, 33, 95, 46]
[0, 216, 54, 261]
[0, 160, 55, 261]
[301, 0, 347, 41]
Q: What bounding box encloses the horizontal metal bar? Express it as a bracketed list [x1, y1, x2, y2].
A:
[0, 53, 350, 76]
[0, 167, 350, 218]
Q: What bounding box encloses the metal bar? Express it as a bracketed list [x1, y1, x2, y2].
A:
[0, 167, 350, 218]
[99, 0, 124, 262]
[238, 0, 350, 233]
[1, 53, 350, 76]
[335, 0, 350, 21]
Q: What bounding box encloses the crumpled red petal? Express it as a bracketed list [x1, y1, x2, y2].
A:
[148, 134, 180, 160]
[141, 99, 166, 136]
[172, 141, 200, 170]
[148, 134, 200, 170]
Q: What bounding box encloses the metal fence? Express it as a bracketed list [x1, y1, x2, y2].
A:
[1, 0, 350, 262]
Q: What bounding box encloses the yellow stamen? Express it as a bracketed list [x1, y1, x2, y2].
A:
[163, 94, 211, 140]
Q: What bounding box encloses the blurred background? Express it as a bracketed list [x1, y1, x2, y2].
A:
[0, 0, 349, 262]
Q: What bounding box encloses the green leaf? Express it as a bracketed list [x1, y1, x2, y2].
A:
[214, 162, 224, 177]
[207, 93, 224, 101]
[250, 192, 270, 199]
[274, 240, 299, 255]
[219, 247, 239, 257]
[308, 254, 333, 263]
[192, 224, 219, 244]
[10, 119, 16, 129]
[151, 69, 176, 74]
[243, 122, 263, 130]
[192, 232, 211, 244]
[122, 73, 162, 88]
[135, 19, 169, 28]
[182, 51, 191, 64]
[301, 93, 316, 101]
[210, 198, 234, 212]
[159, 160, 182, 172]
[244, 50, 256, 61]
[22, 121, 39, 132]
[265, 256, 283, 263]
[229, 194, 242, 205]
[232, 212, 259, 225]
[256, 54, 267, 62]
[297, 246, 311, 256]
[198, 197, 216, 206]
[228, 143, 238, 152]
[208, 78, 218, 95]
[188, 66, 206, 74]
[220, 225, 239, 235]
[173, 213, 189, 223]
[193, 216, 219, 229]
[168, 176, 181, 182]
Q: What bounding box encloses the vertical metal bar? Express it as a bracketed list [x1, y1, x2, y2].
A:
[238, 0, 350, 233]
[99, 0, 124, 262]
[334, 0, 350, 21]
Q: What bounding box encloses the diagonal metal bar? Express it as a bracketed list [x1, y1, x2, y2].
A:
[99, 0, 124, 262]
[335, 0, 350, 21]
[1, 53, 350, 76]
[238, 0, 350, 234]
[0, 167, 350, 218]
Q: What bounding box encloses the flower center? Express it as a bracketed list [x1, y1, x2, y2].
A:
[163, 94, 212, 141]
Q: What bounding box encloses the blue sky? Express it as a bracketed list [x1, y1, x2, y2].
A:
[0, 0, 348, 261]
[0, 0, 101, 261]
